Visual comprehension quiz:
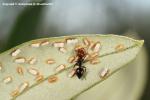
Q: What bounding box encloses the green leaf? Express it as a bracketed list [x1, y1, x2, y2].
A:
[75, 46, 147, 100]
[0, 34, 143, 100]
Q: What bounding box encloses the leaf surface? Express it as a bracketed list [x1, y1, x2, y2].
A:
[0, 34, 143, 100]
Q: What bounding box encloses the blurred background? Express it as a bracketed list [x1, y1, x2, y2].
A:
[0, 0, 149, 99]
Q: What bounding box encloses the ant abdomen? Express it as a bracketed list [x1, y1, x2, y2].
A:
[76, 67, 85, 79]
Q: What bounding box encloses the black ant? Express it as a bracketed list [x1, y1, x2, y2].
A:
[74, 48, 87, 79]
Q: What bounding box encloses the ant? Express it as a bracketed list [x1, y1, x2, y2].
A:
[74, 48, 87, 79]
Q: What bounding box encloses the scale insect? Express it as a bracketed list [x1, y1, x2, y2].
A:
[74, 48, 87, 79]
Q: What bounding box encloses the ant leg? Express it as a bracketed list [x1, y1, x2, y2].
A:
[73, 62, 78, 68]
[82, 66, 87, 80]
[83, 66, 86, 72]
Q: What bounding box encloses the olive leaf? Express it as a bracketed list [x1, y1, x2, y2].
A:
[0, 34, 143, 100]
[75, 47, 147, 100]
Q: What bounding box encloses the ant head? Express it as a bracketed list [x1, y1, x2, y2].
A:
[76, 47, 87, 58]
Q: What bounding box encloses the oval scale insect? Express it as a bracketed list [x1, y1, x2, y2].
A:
[74, 48, 87, 79]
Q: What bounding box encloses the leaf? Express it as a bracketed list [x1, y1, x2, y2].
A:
[75, 46, 147, 100]
[0, 34, 143, 100]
